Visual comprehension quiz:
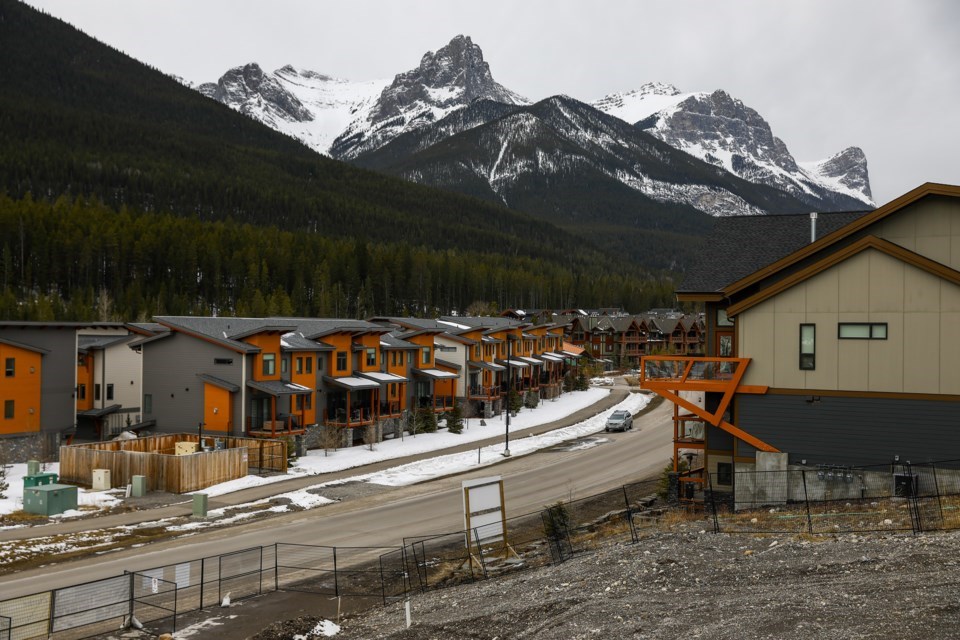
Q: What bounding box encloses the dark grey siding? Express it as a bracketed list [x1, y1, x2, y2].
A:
[142, 334, 244, 435]
[738, 393, 960, 467]
[0, 327, 77, 434]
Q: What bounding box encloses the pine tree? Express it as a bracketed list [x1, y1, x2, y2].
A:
[446, 401, 464, 434]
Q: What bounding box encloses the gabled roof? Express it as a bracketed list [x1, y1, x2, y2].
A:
[680, 183, 960, 301]
[727, 235, 960, 317]
[678, 210, 870, 297]
[0, 336, 49, 355]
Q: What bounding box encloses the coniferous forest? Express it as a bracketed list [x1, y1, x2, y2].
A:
[0, 0, 695, 320]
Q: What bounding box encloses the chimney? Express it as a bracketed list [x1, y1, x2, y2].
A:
[810, 212, 818, 243]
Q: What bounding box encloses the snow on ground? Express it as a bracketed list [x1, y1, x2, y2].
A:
[1, 388, 648, 526]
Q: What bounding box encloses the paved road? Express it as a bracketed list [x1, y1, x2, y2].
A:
[0, 389, 673, 598]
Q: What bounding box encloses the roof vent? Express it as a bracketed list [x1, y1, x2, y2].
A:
[810, 212, 818, 243]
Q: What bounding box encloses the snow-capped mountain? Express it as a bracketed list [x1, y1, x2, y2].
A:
[591, 83, 874, 207]
[329, 35, 528, 160]
[197, 37, 872, 218]
[198, 63, 386, 154]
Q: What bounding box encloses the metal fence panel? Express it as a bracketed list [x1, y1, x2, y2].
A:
[51, 574, 130, 636]
[218, 547, 263, 604]
[0, 592, 49, 640]
[131, 572, 178, 637]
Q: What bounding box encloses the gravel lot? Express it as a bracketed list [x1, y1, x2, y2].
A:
[252, 519, 960, 639]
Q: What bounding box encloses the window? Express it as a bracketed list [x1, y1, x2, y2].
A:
[422, 346, 431, 364]
[281, 356, 289, 375]
[3, 400, 12, 419]
[295, 357, 303, 374]
[296, 393, 312, 411]
[144, 394, 152, 414]
[717, 309, 734, 327]
[474, 345, 481, 359]
[839, 323, 887, 339]
[106, 384, 114, 401]
[4, 358, 14, 377]
[800, 324, 815, 370]
[391, 351, 397, 366]
[95, 383, 101, 401]
[262, 353, 276, 376]
[214, 358, 233, 365]
[366, 348, 376, 367]
[716, 462, 733, 486]
[306, 357, 313, 374]
[77, 384, 86, 400]
[336, 351, 347, 371]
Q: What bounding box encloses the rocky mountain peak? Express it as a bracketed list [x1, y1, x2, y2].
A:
[804, 146, 873, 203]
[331, 35, 527, 159]
[199, 62, 313, 123]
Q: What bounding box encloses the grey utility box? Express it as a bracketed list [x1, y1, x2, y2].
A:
[131, 475, 147, 497]
[23, 484, 78, 516]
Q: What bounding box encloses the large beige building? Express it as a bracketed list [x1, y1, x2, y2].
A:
[642, 183, 960, 503]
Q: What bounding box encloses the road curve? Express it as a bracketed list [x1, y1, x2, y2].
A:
[0, 395, 672, 598]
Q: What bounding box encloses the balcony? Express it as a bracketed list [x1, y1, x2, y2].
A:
[247, 416, 306, 438]
[323, 408, 376, 428]
[468, 385, 501, 400]
[419, 395, 455, 413]
[379, 401, 403, 419]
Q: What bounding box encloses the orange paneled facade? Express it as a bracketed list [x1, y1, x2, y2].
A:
[76, 351, 94, 412]
[202, 382, 233, 432]
[1, 343, 43, 435]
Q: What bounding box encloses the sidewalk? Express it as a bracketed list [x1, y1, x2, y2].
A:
[0, 387, 630, 542]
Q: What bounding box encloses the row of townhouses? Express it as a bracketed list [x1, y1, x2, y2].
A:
[0, 315, 583, 457]
[640, 183, 960, 506]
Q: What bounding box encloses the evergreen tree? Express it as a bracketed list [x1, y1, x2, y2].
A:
[446, 401, 464, 434]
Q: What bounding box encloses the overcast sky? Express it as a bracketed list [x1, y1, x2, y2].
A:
[25, 0, 959, 205]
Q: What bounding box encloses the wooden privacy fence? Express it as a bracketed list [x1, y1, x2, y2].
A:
[59, 433, 287, 494]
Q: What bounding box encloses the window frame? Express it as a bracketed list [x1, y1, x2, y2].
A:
[3, 399, 13, 419]
[838, 322, 888, 340]
[4, 357, 14, 377]
[366, 348, 377, 367]
[262, 353, 276, 376]
[421, 346, 431, 365]
[336, 351, 347, 372]
[106, 383, 114, 401]
[799, 324, 816, 371]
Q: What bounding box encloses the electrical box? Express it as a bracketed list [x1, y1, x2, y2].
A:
[131, 475, 147, 497]
[23, 484, 78, 516]
[192, 493, 208, 518]
[23, 472, 59, 489]
[92, 469, 112, 491]
[176, 442, 200, 455]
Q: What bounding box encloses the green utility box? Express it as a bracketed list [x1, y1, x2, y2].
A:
[192, 493, 208, 518]
[23, 472, 59, 489]
[23, 483, 78, 516]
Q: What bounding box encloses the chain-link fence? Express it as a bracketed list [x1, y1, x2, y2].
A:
[708, 460, 960, 535]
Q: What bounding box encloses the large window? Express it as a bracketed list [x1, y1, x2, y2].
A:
[800, 324, 815, 370]
[4, 358, 14, 377]
[421, 346, 431, 364]
[3, 399, 12, 419]
[366, 348, 377, 367]
[78, 384, 86, 400]
[262, 353, 276, 376]
[306, 357, 313, 374]
[839, 323, 887, 339]
[295, 357, 303, 374]
[144, 394, 152, 414]
[336, 351, 347, 371]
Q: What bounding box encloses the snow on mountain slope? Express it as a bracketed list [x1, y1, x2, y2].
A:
[592, 84, 874, 208]
[199, 63, 387, 154]
[329, 35, 528, 160]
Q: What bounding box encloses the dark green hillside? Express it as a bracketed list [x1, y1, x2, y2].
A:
[0, 0, 677, 318]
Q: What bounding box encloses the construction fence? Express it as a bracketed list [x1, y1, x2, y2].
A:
[0, 478, 659, 639]
[708, 459, 960, 535]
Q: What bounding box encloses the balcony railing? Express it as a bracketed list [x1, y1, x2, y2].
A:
[323, 408, 376, 428]
[379, 402, 403, 418]
[469, 385, 501, 400]
[247, 416, 305, 437]
[419, 395, 455, 413]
